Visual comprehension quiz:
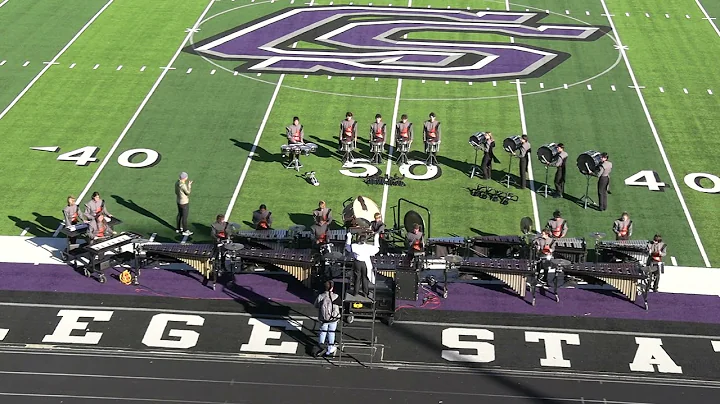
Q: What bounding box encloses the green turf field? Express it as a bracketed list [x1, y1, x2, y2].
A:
[0, 0, 718, 267]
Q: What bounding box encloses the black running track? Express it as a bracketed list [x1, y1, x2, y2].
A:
[0, 348, 716, 404]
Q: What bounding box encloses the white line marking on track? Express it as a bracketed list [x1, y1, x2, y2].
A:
[421, 79, 425, 83]
[601, 0, 711, 267]
[20, 227, 29, 236]
[69, 63, 76, 68]
[683, 88, 688, 94]
[30, 146, 59, 152]
[0, 0, 113, 123]
[42, 62, 59, 65]
[444, 80, 449, 84]
[659, 87, 664, 93]
[708, 89, 714, 95]
[224, 41, 300, 219]
[328, 75, 332, 79]
[695, 0, 720, 37]
[350, 76, 355, 80]
[671, 256, 678, 266]
[492, 81, 497, 86]
[52, 223, 63, 238]
[380, 79, 403, 218]
[22, 61, 29, 67]
[76, 0, 215, 204]
[565, 10, 569, 15]
[563, 83, 568, 89]
[468, 82, 472, 85]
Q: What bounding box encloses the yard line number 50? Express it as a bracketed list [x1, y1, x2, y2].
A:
[625, 170, 720, 194]
[57, 146, 160, 168]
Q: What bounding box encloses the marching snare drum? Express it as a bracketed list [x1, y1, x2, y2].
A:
[576, 150, 602, 175]
[370, 140, 384, 153]
[537, 143, 560, 164]
[503, 136, 522, 153]
[426, 141, 440, 153]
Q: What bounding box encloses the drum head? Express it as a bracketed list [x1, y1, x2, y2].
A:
[576, 150, 601, 175]
[343, 196, 380, 225]
[503, 136, 522, 152]
[469, 133, 486, 148]
[404, 210, 425, 234]
[537, 143, 558, 164]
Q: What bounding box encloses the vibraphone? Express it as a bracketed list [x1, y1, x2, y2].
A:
[597, 240, 650, 264]
[299, 229, 347, 242]
[469, 235, 525, 258]
[562, 261, 648, 308]
[82, 232, 141, 283]
[553, 237, 587, 263]
[428, 237, 467, 257]
[232, 248, 316, 287]
[140, 242, 217, 288]
[233, 230, 291, 250]
[456, 257, 533, 299]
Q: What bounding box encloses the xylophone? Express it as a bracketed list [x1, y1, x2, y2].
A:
[232, 248, 316, 287]
[469, 235, 525, 258]
[597, 240, 650, 264]
[141, 243, 216, 283]
[563, 261, 646, 303]
[456, 257, 533, 298]
[553, 237, 587, 263]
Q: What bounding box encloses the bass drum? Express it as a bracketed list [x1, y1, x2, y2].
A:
[468, 132, 487, 148]
[537, 143, 560, 164]
[577, 150, 603, 175]
[503, 136, 522, 153]
[403, 210, 426, 234]
[342, 196, 380, 228]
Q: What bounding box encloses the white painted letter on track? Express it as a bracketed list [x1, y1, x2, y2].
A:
[441, 328, 495, 363]
[142, 313, 205, 349]
[240, 318, 303, 354]
[524, 331, 580, 368]
[712, 340, 720, 353]
[629, 337, 682, 373]
[42, 309, 113, 345]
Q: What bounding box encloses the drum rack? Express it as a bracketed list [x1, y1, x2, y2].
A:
[285, 149, 303, 172]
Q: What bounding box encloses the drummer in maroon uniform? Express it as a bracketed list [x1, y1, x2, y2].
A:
[286, 117, 304, 144]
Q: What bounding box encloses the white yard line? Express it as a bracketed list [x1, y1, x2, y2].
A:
[380, 79, 403, 218]
[77, 0, 216, 203]
[695, 0, 720, 37]
[224, 75, 285, 219]
[0, 0, 113, 122]
[507, 0, 540, 232]
[0, 0, 11, 9]
[380, 0, 412, 219]
[600, 0, 711, 267]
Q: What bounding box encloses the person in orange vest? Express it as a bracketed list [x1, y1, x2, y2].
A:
[406, 223, 424, 253]
[533, 229, 556, 283]
[395, 114, 413, 146]
[88, 213, 110, 243]
[612, 212, 633, 241]
[63, 195, 86, 244]
[312, 201, 333, 245]
[338, 112, 357, 151]
[545, 210, 567, 238]
[646, 234, 666, 292]
[286, 116, 304, 145]
[252, 204, 272, 230]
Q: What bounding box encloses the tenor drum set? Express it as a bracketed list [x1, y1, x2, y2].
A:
[425, 140, 440, 166]
[395, 137, 411, 165]
[370, 139, 385, 164]
[340, 136, 356, 163]
[281, 143, 318, 172]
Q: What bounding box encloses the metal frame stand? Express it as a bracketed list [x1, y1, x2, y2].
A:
[537, 164, 551, 198]
[340, 142, 355, 163]
[503, 153, 517, 188]
[580, 174, 596, 209]
[396, 143, 410, 165]
[338, 264, 378, 367]
[284, 151, 302, 172]
[370, 143, 383, 165]
[469, 147, 481, 178]
[425, 144, 439, 166]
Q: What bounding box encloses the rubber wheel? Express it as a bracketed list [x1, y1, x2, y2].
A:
[346, 315, 354, 324]
[83, 268, 90, 278]
[98, 275, 106, 284]
[442, 290, 448, 299]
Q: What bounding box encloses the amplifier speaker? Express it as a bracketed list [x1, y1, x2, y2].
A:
[395, 269, 419, 301]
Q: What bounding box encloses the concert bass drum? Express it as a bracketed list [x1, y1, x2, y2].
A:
[342, 196, 380, 228]
[537, 143, 560, 164]
[503, 136, 522, 153]
[577, 150, 602, 175]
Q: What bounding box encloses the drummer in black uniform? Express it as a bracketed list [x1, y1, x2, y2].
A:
[371, 212, 387, 253]
[597, 153, 612, 211]
[551, 143, 568, 198]
[480, 132, 496, 180]
[518, 135, 531, 189]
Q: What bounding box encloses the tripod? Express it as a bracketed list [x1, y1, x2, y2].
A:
[469, 146, 481, 178]
[580, 173, 596, 209]
[396, 142, 410, 165]
[536, 164, 551, 198]
[284, 150, 302, 172]
[503, 153, 517, 188]
[340, 140, 355, 163]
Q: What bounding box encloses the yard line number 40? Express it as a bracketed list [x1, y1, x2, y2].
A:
[625, 170, 720, 194]
[57, 146, 160, 168]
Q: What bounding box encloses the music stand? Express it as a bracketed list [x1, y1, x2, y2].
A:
[503, 152, 517, 188]
[285, 149, 302, 172]
[469, 144, 482, 178]
[580, 163, 596, 209]
[396, 140, 410, 165]
[537, 158, 551, 198]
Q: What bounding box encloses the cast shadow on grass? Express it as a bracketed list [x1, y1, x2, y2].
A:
[8, 215, 52, 237]
[230, 138, 279, 163]
[33, 212, 63, 233]
[110, 195, 175, 231]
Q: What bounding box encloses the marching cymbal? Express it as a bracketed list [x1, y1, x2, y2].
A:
[131, 238, 151, 244]
[224, 243, 245, 251]
[550, 258, 571, 267]
[588, 232, 606, 239]
[288, 225, 306, 233]
[445, 254, 463, 264]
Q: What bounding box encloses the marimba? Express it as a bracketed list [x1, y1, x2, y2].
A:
[428, 237, 467, 257]
[232, 248, 316, 287]
[456, 257, 533, 299]
[562, 261, 648, 308]
[140, 242, 217, 288]
[597, 240, 650, 264]
[233, 230, 291, 250]
[469, 235, 525, 258]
